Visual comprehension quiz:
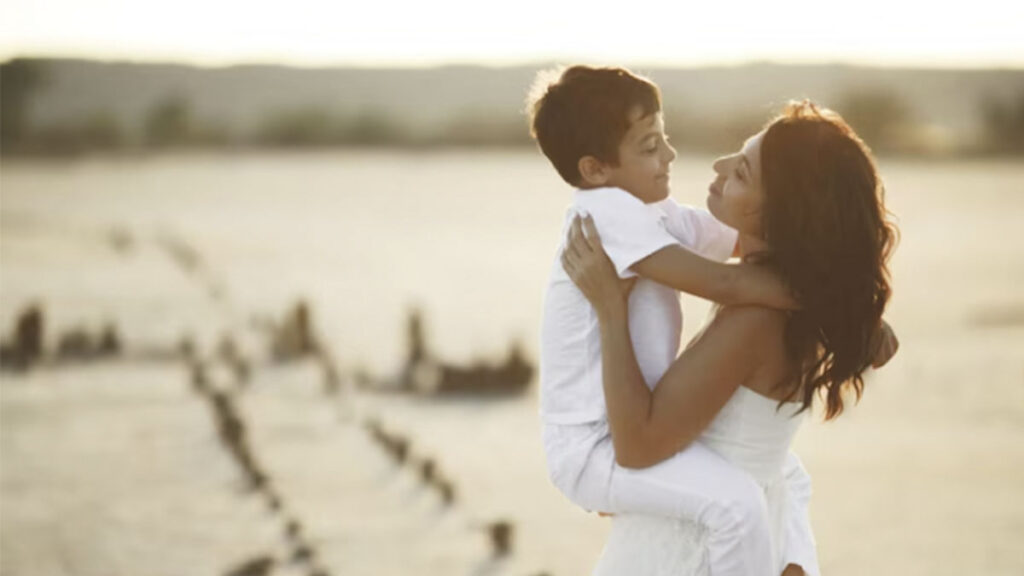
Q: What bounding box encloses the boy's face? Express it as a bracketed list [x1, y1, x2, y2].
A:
[603, 107, 677, 203]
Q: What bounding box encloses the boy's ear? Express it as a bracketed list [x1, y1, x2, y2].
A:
[578, 156, 609, 187]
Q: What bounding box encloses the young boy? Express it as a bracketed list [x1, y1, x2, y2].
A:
[529, 65, 820, 576]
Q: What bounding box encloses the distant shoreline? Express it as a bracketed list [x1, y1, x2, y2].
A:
[4, 57, 1023, 158]
[4, 144, 1022, 162]
[5, 54, 1024, 72]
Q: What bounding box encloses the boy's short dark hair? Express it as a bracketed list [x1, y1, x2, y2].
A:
[526, 65, 661, 186]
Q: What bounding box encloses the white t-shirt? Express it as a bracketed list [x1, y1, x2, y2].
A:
[539, 187, 738, 425]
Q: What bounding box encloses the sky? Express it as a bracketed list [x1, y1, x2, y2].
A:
[2, 0, 1023, 68]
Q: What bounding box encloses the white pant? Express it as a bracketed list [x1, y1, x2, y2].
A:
[543, 420, 774, 576]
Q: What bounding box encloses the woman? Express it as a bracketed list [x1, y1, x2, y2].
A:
[561, 100, 898, 575]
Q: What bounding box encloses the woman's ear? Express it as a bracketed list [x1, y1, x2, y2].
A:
[578, 156, 609, 187]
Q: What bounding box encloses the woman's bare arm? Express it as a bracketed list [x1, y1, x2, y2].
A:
[562, 215, 772, 468]
[596, 302, 775, 468]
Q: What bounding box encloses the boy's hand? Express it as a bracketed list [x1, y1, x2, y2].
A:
[869, 319, 899, 368]
[781, 564, 805, 576]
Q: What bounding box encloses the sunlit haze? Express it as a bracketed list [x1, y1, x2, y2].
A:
[2, 0, 1023, 67]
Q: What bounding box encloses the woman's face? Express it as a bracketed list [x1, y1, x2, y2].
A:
[707, 130, 766, 238]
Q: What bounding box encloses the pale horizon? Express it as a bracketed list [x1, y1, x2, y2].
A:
[2, 0, 1023, 69]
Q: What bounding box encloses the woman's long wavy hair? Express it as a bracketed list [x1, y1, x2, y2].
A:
[759, 100, 898, 420]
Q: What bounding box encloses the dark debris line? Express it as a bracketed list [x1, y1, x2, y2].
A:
[1, 224, 555, 576]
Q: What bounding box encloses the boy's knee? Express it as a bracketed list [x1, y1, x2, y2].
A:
[703, 486, 769, 537]
[546, 464, 571, 498]
[728, 492, 768, 532]
[547, 463, 586, 507]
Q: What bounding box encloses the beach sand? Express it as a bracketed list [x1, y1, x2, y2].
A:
[2, 151, 1023, 575]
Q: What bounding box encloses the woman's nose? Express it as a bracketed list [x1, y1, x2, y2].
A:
[712, 156, 727, 174]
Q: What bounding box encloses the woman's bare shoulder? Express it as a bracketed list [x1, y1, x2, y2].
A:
[715, 305, 791, 393]
[715, 304, 787, 333]
[712, 305, 788, 357]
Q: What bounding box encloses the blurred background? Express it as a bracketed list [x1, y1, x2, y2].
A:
[2, 1, 1023, 575]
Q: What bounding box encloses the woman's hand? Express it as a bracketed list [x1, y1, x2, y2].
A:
[869, 319, 899, 368]
[561, 215, 635, 317]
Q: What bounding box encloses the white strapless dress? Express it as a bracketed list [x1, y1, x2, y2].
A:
[592, 386, 805, 576]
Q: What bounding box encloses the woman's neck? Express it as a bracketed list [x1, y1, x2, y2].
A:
[737, 232, 771, 261]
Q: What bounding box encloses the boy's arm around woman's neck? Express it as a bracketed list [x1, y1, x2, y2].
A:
[631, 244, 797, 310]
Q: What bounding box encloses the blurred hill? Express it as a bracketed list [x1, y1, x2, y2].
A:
[3, 58, 1023, 155]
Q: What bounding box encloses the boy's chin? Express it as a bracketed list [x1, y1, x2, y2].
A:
[642, 185, 671, 202]
[623, 185, 669, 204]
